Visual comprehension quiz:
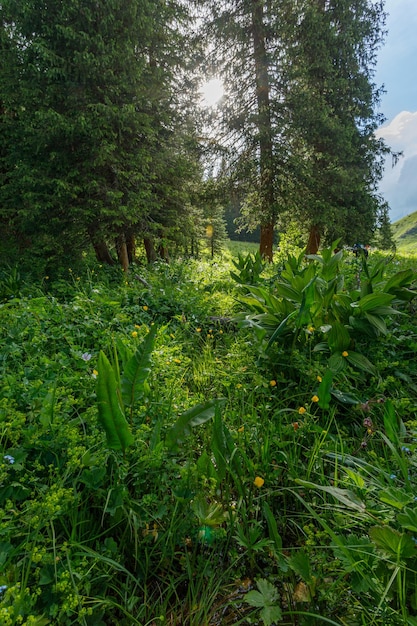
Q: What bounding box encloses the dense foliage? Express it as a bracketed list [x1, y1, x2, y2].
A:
[1, 0, 393, 271]
[197, 0, 389, 258]
[1, 244, 417, 625]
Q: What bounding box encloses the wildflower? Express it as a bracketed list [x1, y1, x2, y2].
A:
[3, 455, 15, 464]
[81, 352, 92, 362]
[131, 331, 138, 338]
[254, 476, 265, 488]
[196, 328, 202, 333]
[360, 441, 367, 448]
[342, 351, 349, 357]
[401, 446, 411, 454]
[311, 395, 319, 403]
[390, 474, 396, 480]
[92, 369, 98, 379]
[298, 407, 306, 415]
[270, 380, 277, 387]
[363, 417, 374, 434]
[143, 305, 149, 311]
[316, 375, 322, 383]
[236, 383, 243, 389]
[307, 326, 314, 333]
[135, 324, 141, 329]
[238, 426, 245, 433]
[173, 358, 181, 364]
[292, 422, 300, 431]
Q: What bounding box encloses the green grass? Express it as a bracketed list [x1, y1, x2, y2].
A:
[392, 210, 417, 253]
[1, 243, 417, 625]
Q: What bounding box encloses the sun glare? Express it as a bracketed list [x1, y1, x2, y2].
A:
[200, 78, 225, 107]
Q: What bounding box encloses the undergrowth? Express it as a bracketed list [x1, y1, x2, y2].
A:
[1, 245, 417, 625]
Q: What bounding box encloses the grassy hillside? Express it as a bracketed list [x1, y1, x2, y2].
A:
[392, 210, 417, 253]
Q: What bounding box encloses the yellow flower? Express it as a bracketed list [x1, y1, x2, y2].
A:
[236, 383, 243, 389]
[143, 305, 149, 311]
[131, 331, 138, 338]
[196, 328, 202, 333]
[238, 426, 245, 433]
[298, 406, 306, 415]
[307, 326, 314, 332]
[173, 358, 181, 364]
[311, 395, 319, 403]
[254, 476, 265, 488]
[135, 324, 141, 329]
[92, 369, 98, 378]
[342, 350, 349, 357]
[317, 375, 322, 383]
[270, 380, 277, 387]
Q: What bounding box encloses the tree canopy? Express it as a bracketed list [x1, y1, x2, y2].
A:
[0, 0, 392, 271]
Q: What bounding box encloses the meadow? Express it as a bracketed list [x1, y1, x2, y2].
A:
[1, 241, 417, 626]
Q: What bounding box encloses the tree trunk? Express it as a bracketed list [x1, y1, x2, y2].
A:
[306, 224, 321, 255]
[115, 234, 129, 272]
[143, 237, 157, 263]
[125, 230, 136, 264]
[251, 0, 275, 262]
[88, 224, 115, 265]
[260, 222, 274, 262]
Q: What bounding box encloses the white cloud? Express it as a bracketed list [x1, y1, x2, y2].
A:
[375, 111, 417, 221]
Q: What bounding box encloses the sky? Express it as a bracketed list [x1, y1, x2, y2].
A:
[374, 0, 417, 222]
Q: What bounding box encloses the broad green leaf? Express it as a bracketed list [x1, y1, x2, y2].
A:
[330, 389, 360, 404]
[344, 469, 365, 489]
[288, 550, 312, 583]
[378, 488, 414, 510]
[295, 479, 366, 512]
[191, 497, 229, 526]
[266, 310, 298, 349]
[245, 590, 266, 608]
[369, 525, 416, 560]
[364, 312, 387, 336]
[260, 605, 283, 626]
[246, 578, 280, 608]
[328, 353, 346, 374]
[165, 399, 225, 449]
[97, 351, 134, 452]
[211, 408, 234, 482]
[354, 292, 395, 311]
[384, 268, 416, 292]
[327, 321, 351, 351]
[121, 325, 156, 407]
[345, 351, 377, 376]
[398, 507, 417, 532]
[274, 282, 303, 302]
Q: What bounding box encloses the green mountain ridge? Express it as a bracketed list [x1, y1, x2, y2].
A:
[391, 211, 417, 253]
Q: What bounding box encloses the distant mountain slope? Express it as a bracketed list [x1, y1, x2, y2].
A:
[391, 211, 417, 253]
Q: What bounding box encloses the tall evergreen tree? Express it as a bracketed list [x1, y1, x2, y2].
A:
[196, 0, 388, 258]
[0, 0, 199, 271]
[283, 0, 388, 252]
